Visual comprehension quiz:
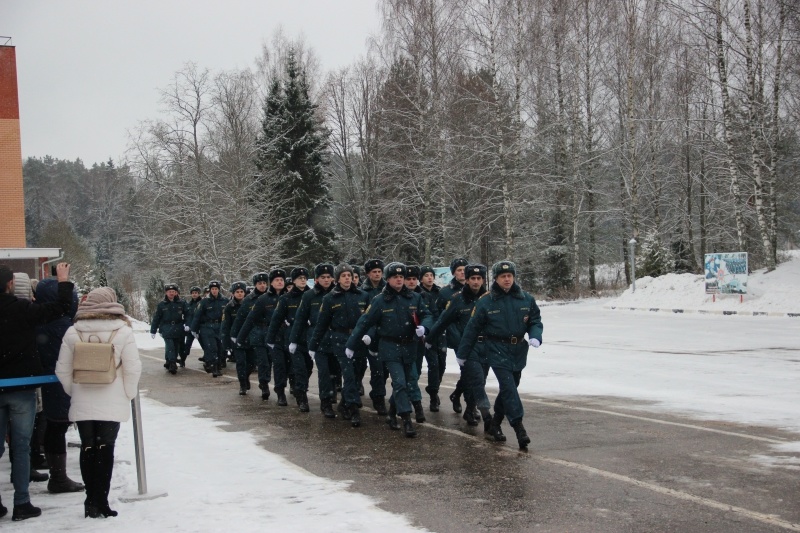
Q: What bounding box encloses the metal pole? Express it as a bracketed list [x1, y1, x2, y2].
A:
[629, 238, 637, 292]
[131, 392, 148, 495]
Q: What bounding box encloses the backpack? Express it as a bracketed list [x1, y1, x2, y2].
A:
[72, 329, 121, 384]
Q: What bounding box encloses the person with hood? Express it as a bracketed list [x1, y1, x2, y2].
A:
[0, 262, 72, 521]
[346, 262, 434, 438]
[34, 276, 84, 494]
[457, 261, 543, 450]
[289, 264, 335, 417]
[55, 287, 142, 518]
[150, 284, 187, 374]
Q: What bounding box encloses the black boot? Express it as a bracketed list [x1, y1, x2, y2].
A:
[511, 420, 531, 450]
[47, 453, 84, 493]
[168, 361, 177, 375]
[320, 399, 336, 419]
[80, 446, 100, 518]
[479, 408, 492, 433]
[203, 363, 212, 373]
[372, 396, 388, 416]
[239, 386, 247, 396]
[297, 391, 310, 413]
[449, 391, 463, 413]
[337, 400, 352, 420]
[401, 413, 417, 438]
[487, 412, 506, 442]
[94, 444, 118, 517]
[462, 404, 479, 426]
[11, 501, 41, 521]
[260, 383, 270, 401]
[218, 358, 226, 369]
[211, 363, 221, 378]
[29, 470, 49, 482]
[386, 403, 399, 430]
[350, 406, 361, 427]
[425, 386, 440, 412]
[412, 400, 426, 423]
[276, 388, 288, 406]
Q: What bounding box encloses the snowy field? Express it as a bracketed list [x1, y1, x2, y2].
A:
[2, 253, 798, 530]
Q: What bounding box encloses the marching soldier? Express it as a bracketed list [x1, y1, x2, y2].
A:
[418, 265, 445, 411]
[355, 258, 388, 415]
[183, 286, 203, 363]
[221, 281, 251, 395]
[403, 266, 429, 423]
[190, 280, 229, 378]
[439, 257, 468, 413]
[289, 263, 336, 417]
[268, 267, 312, 412]
[309, 264, 370, 427]
[347, 262, 433, 438]
[457, 261, 543, 450]
[232, 273, 270, 399]
[150, 283, 187, 375]
[237, 268, 288, 405]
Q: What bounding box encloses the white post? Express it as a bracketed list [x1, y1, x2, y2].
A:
[629, 238, 637, 292]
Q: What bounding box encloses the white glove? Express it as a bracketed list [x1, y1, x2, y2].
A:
[424, 342, 432, 349]
[183, 325, 190, 332]
[415, 325, 425, 338]
[369, 350, 378, 357]
[307, 320, 311, 325]
[267, 343, 275, 349]
[289, 343, 297, 354]
[309, 350, 316, 357]
[345, 348, 355, 359]
[529, 338, 541, 348]
[231, 337, 236, 345]
[361, 335, 371, 346]
[284, 320, 290, 327]
[192, 332, 198, 339]
[456, 357, 466, 367]
[150, 333, 156, 339]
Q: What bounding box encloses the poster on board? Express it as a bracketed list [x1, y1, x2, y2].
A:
[704, 252, 748, 294]
[433, 267, 453, 288]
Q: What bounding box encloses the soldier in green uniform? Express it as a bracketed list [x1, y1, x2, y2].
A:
[310, 263, 371, 427]
[440, 257, 468, 413]
[290, 263, 335, 417]
[418, 265, 445, 412]
[457, 260, 543, 450]
[232, 273, 270, 399]
[268, 267, 312, 412]
[347, 262, 433, 437]
[182, 286, 203, 363]
[150, 283, 187, 375]
[221, 281, 251, 394]
[190, 280, 229, 378]
[429, 264, 490, 429]
[403, 266, 428, 423]
[355, 259, 388, 416]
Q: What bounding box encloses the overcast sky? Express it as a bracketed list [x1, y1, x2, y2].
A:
[1, 0, 380, 166]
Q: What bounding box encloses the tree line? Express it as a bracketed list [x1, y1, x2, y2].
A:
[23, 0, 800, 316]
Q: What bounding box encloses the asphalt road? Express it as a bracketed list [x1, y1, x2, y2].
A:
[137, 346, 800, 533]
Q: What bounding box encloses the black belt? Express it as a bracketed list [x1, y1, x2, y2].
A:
[382, 335, 416, 345]
[333, 327, 353, 334]
[485, 334, 525, 345]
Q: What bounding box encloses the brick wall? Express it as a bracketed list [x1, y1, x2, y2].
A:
[0, 45, 26, 247]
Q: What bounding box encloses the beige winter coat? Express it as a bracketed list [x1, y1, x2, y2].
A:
[56, 314, 142, 422]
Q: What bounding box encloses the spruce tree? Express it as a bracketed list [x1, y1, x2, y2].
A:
[542, 210, 573, 297]
[254, 49, 334, 264]
[638, 230, 671, 278]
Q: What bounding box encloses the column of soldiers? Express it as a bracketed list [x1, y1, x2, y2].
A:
[149, 258, 543, 449]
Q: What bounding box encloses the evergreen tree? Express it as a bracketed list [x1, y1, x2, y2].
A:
[638, 230, 671, 278]
[542, 210, 573, 297]
[255, 49, 334, 264]
[671, 238, 695, 274]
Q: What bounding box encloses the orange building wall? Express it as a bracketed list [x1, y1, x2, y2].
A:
[0, 45, 27, 248]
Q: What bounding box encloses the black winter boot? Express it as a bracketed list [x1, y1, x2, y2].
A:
[80, 446, 99, 517]
[462, 404, 479, 426]
[168, 361, 178, 375]
[449, 391, 462, 413]
[297, 391, 310, 413]
[412, 400, 426, 423]
[47, 453, 84, 493]
[94, 445, 118, 518]
[511, 420, 531, 450]
[350, 406, 362, 427]
[321, 399, 336, 419]
[276, 388, 288, 406]
[260, 383, 270, 401]
[372, 396, 388, 416]
[11, 501, 41, 521]
[479, 408, 492, 433]
[337, 400, 352, 420]
[425, 386, 440, 412]
[401, 413, 417, 438]
[486, 412, 507, 442]
[29, 470, 49, 482]
[386, 403, 399, 430]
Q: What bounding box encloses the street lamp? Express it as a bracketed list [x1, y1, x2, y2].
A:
[629, 238, 637, 292]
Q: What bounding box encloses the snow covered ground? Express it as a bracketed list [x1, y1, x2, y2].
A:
[2, 253, 798, 530]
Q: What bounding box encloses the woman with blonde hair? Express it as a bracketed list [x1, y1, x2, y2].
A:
[56, 287, 141, 518]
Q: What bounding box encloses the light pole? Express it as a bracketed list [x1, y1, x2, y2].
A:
[629, 238, 637, 292]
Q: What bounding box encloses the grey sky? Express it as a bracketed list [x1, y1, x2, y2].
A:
[2, 0, 379, 165]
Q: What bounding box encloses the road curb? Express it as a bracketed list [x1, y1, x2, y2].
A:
[605, 306, 800, 317]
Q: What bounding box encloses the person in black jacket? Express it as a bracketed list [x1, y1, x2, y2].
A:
[0, 262, 73, 521]
[150, 284, 187, 374]
[182, 286, 203, 363]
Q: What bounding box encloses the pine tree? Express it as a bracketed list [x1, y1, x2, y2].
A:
[638, 230, 671, 278]
[254, 49, 334, 264]
[542, 210, 573, 297]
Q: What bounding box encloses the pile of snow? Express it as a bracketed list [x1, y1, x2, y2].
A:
[611, 251, 800, 313]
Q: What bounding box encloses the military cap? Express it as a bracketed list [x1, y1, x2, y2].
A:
[406, 265, 421, 279]
[420, 265, 435, 278]
[252, 272, 269, 284]
[465, 264, 487, 279]
[450, 257, 468, 274]
[491, 260, 516, 278]
[314, 263, 335, 278]
[353, 265, 364, 279]
[334, 263, 354, 280]
[230, 281, 247, 293]
[190, 286, 202, 293]
[364, 259, 385, 273]
[268, 268, 287, 282]
[164, 283, 179, 293]
[290, 267, 310, 280]
[208, 280, 222, 289]
[384, 262, 407, 279]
